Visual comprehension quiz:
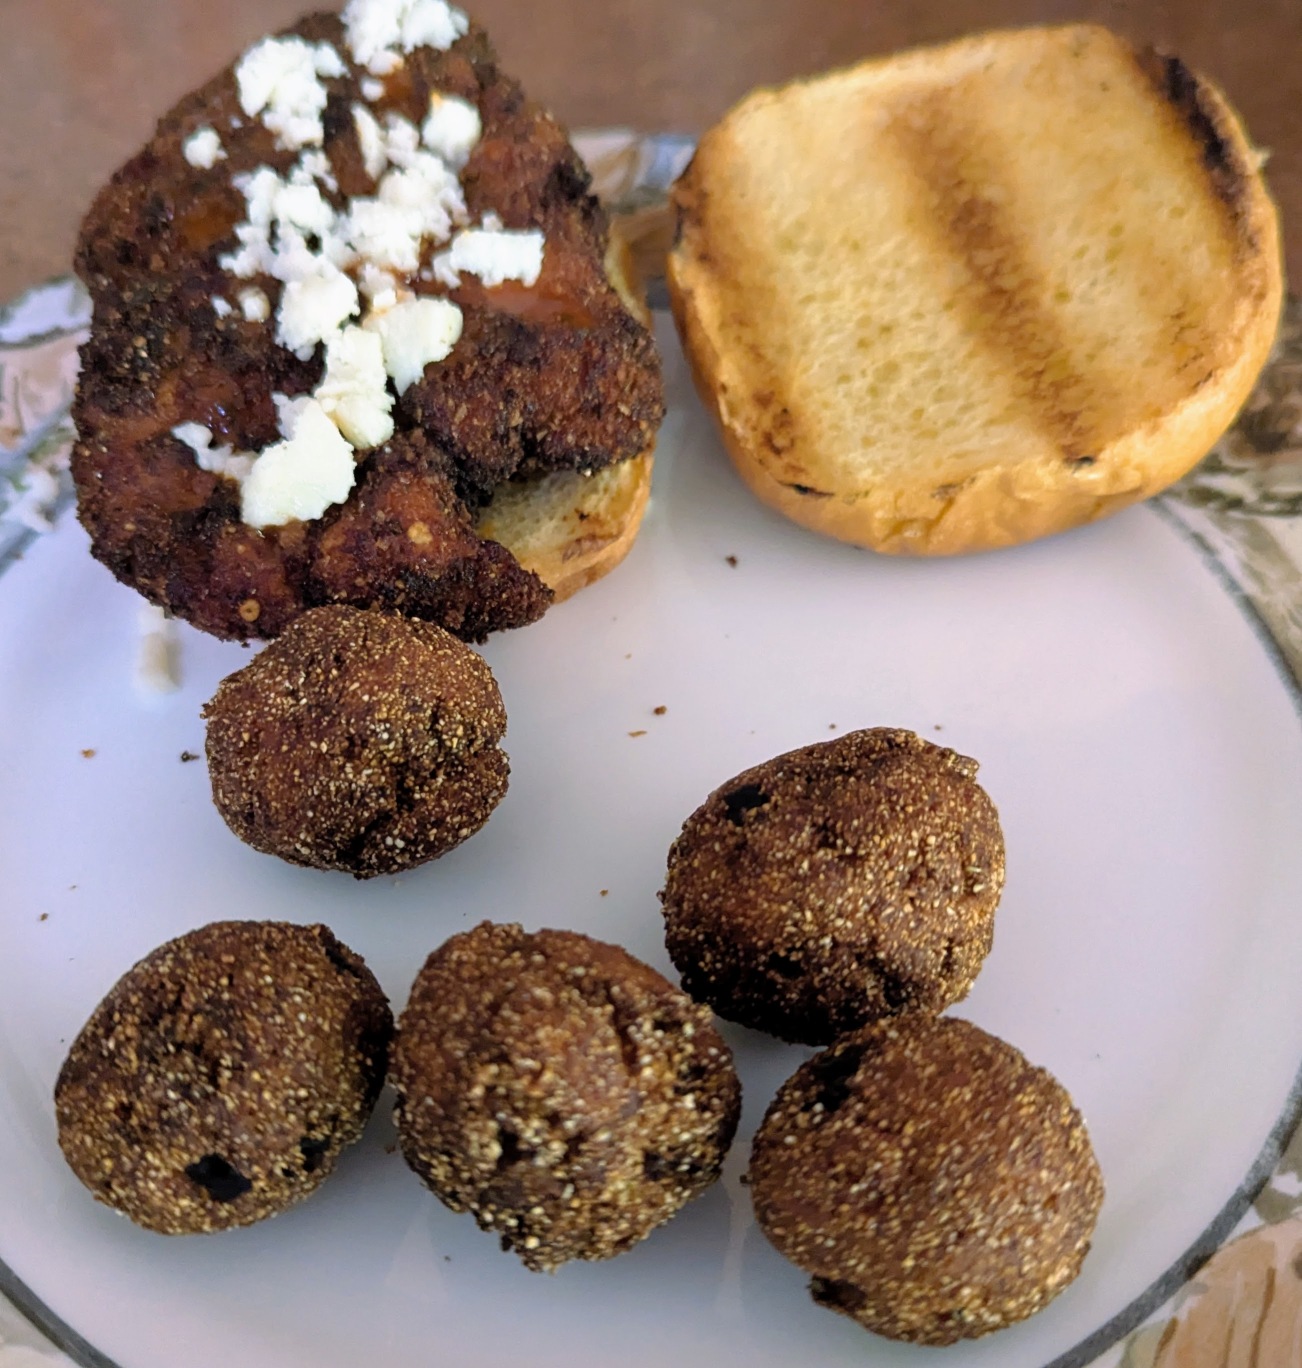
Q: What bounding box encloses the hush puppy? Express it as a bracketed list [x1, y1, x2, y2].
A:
[391, 921, 741, 1271]
[203, 605, 508, 877]
[661, 728, 1004, 1045]
[749, 1014, 1104, 1344]
[55, 920, 393, 1234]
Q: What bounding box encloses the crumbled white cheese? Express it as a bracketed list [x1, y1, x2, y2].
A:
[222, 166, 357, 283]
[422, 93, 480, 168]
[274, 392, 314, 438]
[274, 180, 336, 238]
[172, 421, 213, 454]
[212, 296, 233, 318]
[361, 77, 386, 102]
[343, 0, 469, 74]
[291, 149, 339, 192]
[341, 198, 423, 274]
[382, 151, 463, 219]
[239, 287, 271, 322]
[428, 255, 456, 288]
[431, 225, 544, 289]
[235, 36, 345, 151]
[340, 145, 467, 273]
[237, 166, 282, 228]
[365, 296, 462, 392]
[218, 452, 256, 481]
[383, 113, 422, 167]
[136, 603, 181, 695]
[277, 268, 360, 358]
[171, 423, 255, 483]
[183, 126, 226, 169]
[241, 399, 357, 529]
[397, 0, 468, 52]
[358, 262, 400, 309]
[221, 167, 299, 278]
[343, 0, 406, 71]
[219, 230, 265, 280]
[339, 150, 465, 272]
[318, 225, 357, 272]
[271, 224, 323, 282]
[353, 104, 388, 181]
[316, 326, 395, 448]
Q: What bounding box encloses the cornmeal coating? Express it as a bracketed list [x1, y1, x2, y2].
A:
[661, 728, 1004, 1045]
[203, 605, 508, 877]
[72, 11, 663, 642]
[55, 920, 393, 1235]
[391, 922, 742, 1271]
[749, 1014, 1104, 1345]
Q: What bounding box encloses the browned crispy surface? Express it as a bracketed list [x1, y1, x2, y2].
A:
[661, 728, 1004, 1046]
[749, 1015, 1104, 1345]
[55, 920, 393, 1235]
[72, 11, 663, 641]
[391, 921, 741, 1271]
[203, 605, 509, 876]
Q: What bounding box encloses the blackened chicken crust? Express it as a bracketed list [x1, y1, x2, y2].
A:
[71, 12, 664, 642]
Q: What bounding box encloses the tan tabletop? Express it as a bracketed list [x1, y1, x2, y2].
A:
[1, 0, 1299, 301]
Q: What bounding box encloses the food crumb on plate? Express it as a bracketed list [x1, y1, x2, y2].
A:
[726, 554, 738, 567]
[654, 705, 667, 716]
[80, 748, 95, 758]
[180, 750, 200, 763]
[628, 729, 647, 738]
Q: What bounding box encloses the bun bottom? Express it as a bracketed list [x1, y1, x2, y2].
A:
[478, 223, 656, 598]
[475, 448, 653, 602]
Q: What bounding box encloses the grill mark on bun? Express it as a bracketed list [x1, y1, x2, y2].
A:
[885, 93, 1122, 464]
[1136, 47, 1259, 253]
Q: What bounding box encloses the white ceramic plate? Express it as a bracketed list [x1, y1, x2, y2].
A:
[4, 294, 1302, 1368]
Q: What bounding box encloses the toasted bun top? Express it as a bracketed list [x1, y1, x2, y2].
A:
[668, 25, 1283, 555]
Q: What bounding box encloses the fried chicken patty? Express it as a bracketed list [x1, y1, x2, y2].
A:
[72, 10, 664, 642]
